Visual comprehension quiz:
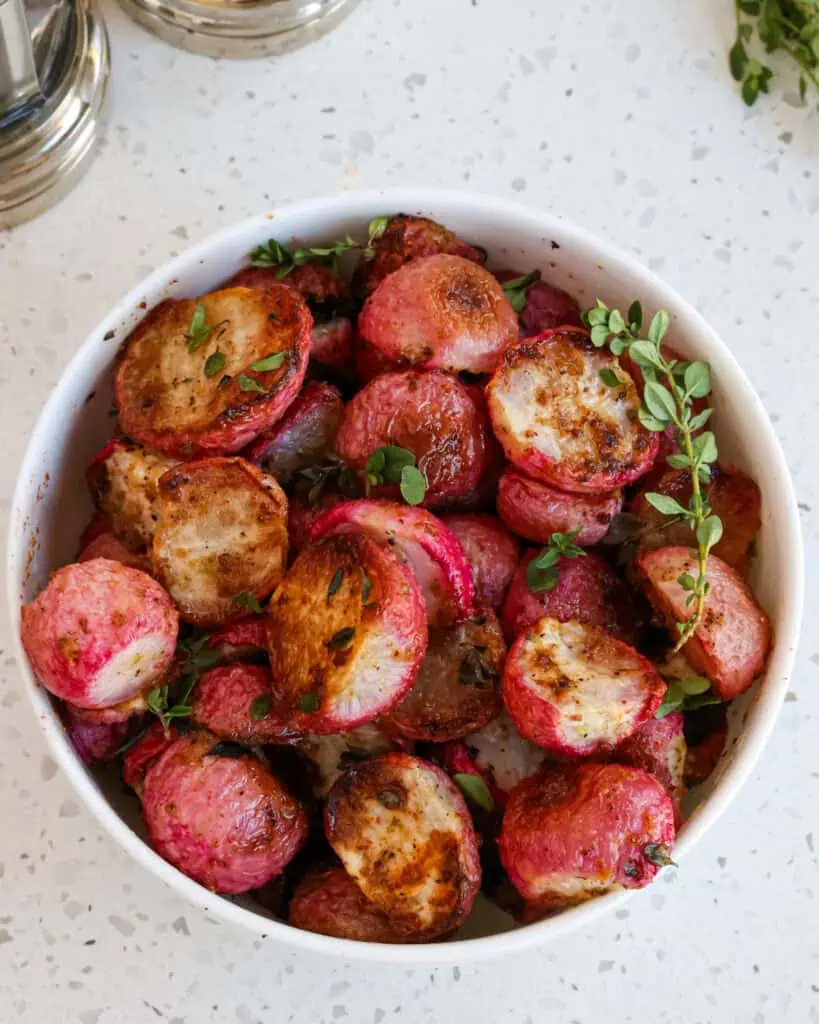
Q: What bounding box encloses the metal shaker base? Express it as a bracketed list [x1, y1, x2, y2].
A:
[0, 0, 110, 230]
[116, 0, 362, 59]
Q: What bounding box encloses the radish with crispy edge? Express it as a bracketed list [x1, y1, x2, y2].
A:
[115, 284, 311, 458]
[486, 328, 658, 494]
[634, 546, 771, 700]
[20, 558, 178, 710]
[335, 371, 490, 508]
[266, 533, 427, 734]
[499, 762, 676, 910]
[307, 499, 474, 628]
[191, 664, 300, 745]
[142, 731, 308, 894]
[388, 611, 505, 741]
[441, 513, 520, 608]
[325, 753, 481, 938]
[151, 457, 288, 628]
[501, 549, 637, 644]
[289, 864, 412, 943]
[87, 440, 177, 551]
[502, 616, 665, 756]
[359, 254, 519, 374]
[497, 467, 623, 546]
[616, 713, 686, 824]
[243, 380, 343, 483]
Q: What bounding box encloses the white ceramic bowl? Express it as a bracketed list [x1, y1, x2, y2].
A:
[6, 189, 803, 963]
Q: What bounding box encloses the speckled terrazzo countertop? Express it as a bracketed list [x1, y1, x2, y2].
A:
[1, 0, 817, 1019]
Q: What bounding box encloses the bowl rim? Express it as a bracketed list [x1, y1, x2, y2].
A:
[6, 187, 804, 964]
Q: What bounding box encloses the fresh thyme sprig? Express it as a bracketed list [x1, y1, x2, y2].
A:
[731, 0, 819, 106]
[583, 299, 723, 650]
[145, 634, 221, 734]
[250, 216, 389, 277]
[525, 529, 586, 594]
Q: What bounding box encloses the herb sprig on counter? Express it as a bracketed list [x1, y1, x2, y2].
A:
[731, 0, 819, 106]
[583, 299, 722, 650]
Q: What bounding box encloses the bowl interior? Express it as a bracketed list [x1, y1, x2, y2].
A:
[6, 190, 802, 961]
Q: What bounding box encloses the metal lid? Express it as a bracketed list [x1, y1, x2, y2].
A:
[116, 0, 362, 59]
[0, 0, 109, 230]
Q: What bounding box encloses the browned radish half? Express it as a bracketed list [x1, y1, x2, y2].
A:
[205, 618, 268, 662]
[325, 753, 481, 938]
[191, 664, 300, 745]
[388, 611, 505, 741]
[266, 533, 427, 734]
[628, 465, 761, 574]
[499, 762, 676, 909]
[441, 513, 520, 608]
[497, 467, 623, 546]
[307, 499, 475, 628]
[633, 546, 771, 701]
[486, 328, 658, 493]
[20, 558, 178, 710]
[463, 709, 546, 796]
[227, 261, 348, 307]
[502, 617, 665, 756]
[300, 722, 403, 798]
[77, 529, 152, 574]
[615, 712, 686, 824]
[151, 457, 288, 627]
[142, 731, 308, 894]
[360, 214, 486, 295]
[501, 550, 637, 645]
[335, 371, 490, 508]
[86, 439, 176, 551]
[115, 284, 311, 458]
[289, 864, 412, 943]
[243, 381, 343, 483]
[359, 254, 519, 374]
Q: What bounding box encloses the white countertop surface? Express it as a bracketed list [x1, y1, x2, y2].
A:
[1, 0, 817, 1020]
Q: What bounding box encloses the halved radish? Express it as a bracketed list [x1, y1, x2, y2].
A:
[440, 514, 520, 608]
[335, 371, 490, 508]
[307, 499, 474, 628]
[20, 558, 178, 710]
[266, 533, 427, 733]
[486, 328, 658, 493]
[497, 467, 623, 546]
[227, 262, 347, 307]
[243, 381, 343, 483]
[300, 722, 402, 798]
[360, 214, 486, 295]
[388, 611, 505, 741]
[86, 440, 176, 551]
[359, 254, 518, 374]
[499, 762, 676, 909]
[325, 753, 481, 938]
[615, 713, 686, 824]
[205, 618, 268, 662]
[191, 664, 299, 745]
[151, 457, 288, 627]
[115, 284, 311, 458]
[628, 466, 761, 573]
[462, 709, 546, 797]
[633, 546, 771, 700]
[501, 549, 637, 644]
[289, 864, 411, 943]
[502, 616, 665, 756]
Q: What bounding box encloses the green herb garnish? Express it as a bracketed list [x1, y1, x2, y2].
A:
[525, 529, 586, 594]
[730, 0, 818, 106]
[365, 445, 427, 505]
[248, 217, 390, 278]
[144, 633, 220, 733]
[656, 674, 722, 719]
[453, 773, 494, 812]
[298, 690, 320, 713]
[232, 591, 264, 615]
[326, 626, 356, 650]
[249, 352, 286, 373]
[185, 301, 214, 352]
[327, 568, 345, 601]
[501, 270, 539, 313]
[238, 374, 266, 394]
[250, 694, 271, 721]
[643, 843, 677, 868]
[204, 351, 226, 378]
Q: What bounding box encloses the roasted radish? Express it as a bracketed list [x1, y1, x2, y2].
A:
[441, 513, 520, 608]
[266, 533, 427, 733]
[615, 713, 686, 823]
[499, 762, 676, 909]
[243, 381, 343, 482]
[205, 618, 268, 662]
[63, 708, 129, 765]
[20, 559, 178, 710]
[502, 616, 665, 755]
[77, 528, 152, 574]
[497, 467, 622, 546]
[122, 721, 179, 797]
[300, 722, 402, 798]
[115, 284, 311, 457]
[388, 611, 505, 741]
[289, 864, 410, 943]
[634, 546, 771, 700]
[142, 731, 308, 893]
[191, 664, 299, 745]
[287, 489, 346, 556]
[335, 371, 490, 508]
[151, 457, 288, 627]
[307, 499, 474, 628]
[325, 753, 481, 938]
[486, 328, 658, 493]
[462, 709, 547, 797]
